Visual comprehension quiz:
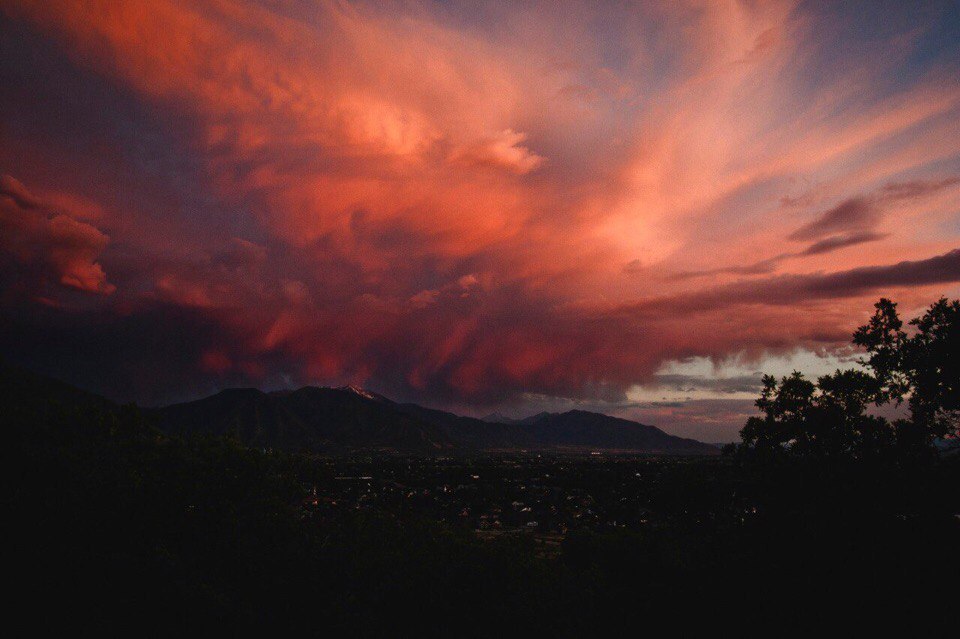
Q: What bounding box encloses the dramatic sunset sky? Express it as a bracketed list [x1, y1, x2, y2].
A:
[2, 1, 959, 440]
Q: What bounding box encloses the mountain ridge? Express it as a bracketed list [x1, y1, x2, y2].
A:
[0, 362, 718, 455]
[152, 384, 718, 455]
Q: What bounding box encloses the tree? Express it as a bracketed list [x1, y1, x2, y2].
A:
[738, 369, 892, 459]
[740, 372, 814, 453]
[737, 296, 960, 459]
[855, 297, 960, 441]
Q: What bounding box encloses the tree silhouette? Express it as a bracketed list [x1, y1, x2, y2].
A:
[855, 297, 960, 441]
[738, 297, 960, 458]
[738, 369, 891, 458]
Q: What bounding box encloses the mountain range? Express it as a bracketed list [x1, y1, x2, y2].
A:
[2, 362, 718, 455]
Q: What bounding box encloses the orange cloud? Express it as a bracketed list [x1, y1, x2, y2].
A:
[1, 0, 959, 419]
[0, 175, 114, 297]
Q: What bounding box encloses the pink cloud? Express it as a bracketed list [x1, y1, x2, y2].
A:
[1, 0, 959, 426]
[447, 129, 545, 174]
[0, 175, 115, 296]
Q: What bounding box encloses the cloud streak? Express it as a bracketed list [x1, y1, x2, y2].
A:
[631, 249, 960, 317]
[789, 197, 880, 242]
[674, 174, 959, 280]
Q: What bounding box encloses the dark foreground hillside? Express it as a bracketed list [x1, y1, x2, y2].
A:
[4, 366, 959, 635]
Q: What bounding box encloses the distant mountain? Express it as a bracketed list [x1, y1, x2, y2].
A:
[395, 402, 538, 449]
[0, 360, 114, 418]
[152, 386, 451, 452]
[1, 362, 718, 455]
[510, 410, 716, 454]
[156, 385, 718, 455]
[481, 411, 519, 424]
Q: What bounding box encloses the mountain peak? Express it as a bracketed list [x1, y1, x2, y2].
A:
[336, 385, 385, 402]
[213, 387, 265, 398]
[481, 411, 517, 423]
[518, 411, 555, 425]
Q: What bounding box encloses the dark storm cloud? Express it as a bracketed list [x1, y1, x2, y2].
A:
[789, 175, 958, 243]
[788, 197, 880, 242]
[630, 249, 960, 316]
[671, 231, 888, 281]
[799, 231, 889, 256]
[676, 173, 959, 282]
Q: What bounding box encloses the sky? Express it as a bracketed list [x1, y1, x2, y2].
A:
[2, 0, 959, 441]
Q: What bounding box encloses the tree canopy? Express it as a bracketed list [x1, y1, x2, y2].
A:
[736, 297, 960, 459]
